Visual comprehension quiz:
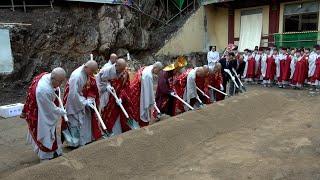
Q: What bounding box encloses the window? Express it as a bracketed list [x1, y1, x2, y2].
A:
[284, 2, 319, 32]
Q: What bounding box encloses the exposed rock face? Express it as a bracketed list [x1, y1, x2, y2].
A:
[0, 0, 181, 84]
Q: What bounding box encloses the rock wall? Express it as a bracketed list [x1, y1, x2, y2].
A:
[0, 1, 189, 84]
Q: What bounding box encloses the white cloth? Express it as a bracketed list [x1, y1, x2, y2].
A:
[308, 51, 317, 77]
[65, 65, 93, 147]
[290, 56, 298, 79]
[28, 73, 63, 160]
[275, 54, 281, 78]
[140, 65, 155, 122]
[238, 13, 263, 51]
[207, 50, 220, 68]
[102, 60, 113, 69]
[183, 68, 198, 110]
[96, 64, 119, 111]
[261, 54, 267, 78]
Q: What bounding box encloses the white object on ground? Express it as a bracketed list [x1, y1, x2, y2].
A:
[0, 103, 24, 118]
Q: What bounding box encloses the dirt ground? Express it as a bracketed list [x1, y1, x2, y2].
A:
[1, 86, 320, 179]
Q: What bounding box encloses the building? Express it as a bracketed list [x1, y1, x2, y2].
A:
[157, 0, 320, 55]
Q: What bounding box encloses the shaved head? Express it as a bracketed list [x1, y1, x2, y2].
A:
[84, 60, 98, 76]
[203, 65, 209, 75]
[51, 67, 66, 88]
[115, 58, 127, 73]
[152, 61, 164, 75]
[196, 67, 205, 78]
[110, 53, 118, 64]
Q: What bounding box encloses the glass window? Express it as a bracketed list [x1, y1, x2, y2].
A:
[284, 13, 318, 32]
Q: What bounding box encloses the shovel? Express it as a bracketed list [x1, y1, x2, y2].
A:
[208, 85, 229, 96]
[196, 86, 210, 99]
[107, 86, 140, 130]
[55, 88, 79, 146]
[232, 68, 247, 92]
[170, 92, 194, 110]
[224, 69, 240, 89]
[88, 101, 114, 138]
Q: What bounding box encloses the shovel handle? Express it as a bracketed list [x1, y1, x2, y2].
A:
[107, 87, 130, 119]
[171, 93, 194, 110]
[196, 87, 210, 99]
[208, 85, 228, 96]
[55, 88, 69, 122]
[89, 103, 107, 131]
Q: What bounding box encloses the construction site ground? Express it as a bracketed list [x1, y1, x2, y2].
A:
[1, 85, 320, 179]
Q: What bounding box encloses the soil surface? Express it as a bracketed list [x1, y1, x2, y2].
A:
[1, 86, 320, 179]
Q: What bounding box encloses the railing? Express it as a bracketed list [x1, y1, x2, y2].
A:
[273, 31, 320, 48]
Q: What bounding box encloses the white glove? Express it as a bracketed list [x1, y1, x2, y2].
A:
[116, 98, 122, 105]
[220, 84, 224, 91]
[170, 92, 176, 96]
[107, 85, 114, 92]
[58, 108, 67, 116]
[85, 98, 95, 106]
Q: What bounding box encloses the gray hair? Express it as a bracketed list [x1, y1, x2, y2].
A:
[153, 61, 163, 69]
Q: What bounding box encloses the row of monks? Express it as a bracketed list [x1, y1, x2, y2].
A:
[20, 53, 233, 161]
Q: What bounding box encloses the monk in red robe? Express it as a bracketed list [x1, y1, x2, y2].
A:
[310, 47, 320, 89]
[62, 60, 102, 147]
[244, 50, 256, 82]
[123, 62, 163, 127]
[208, 63, 224, 101]
[21, 67, 67, 160]
[280, 47, 292, 88]
[196, 65, 210, 104]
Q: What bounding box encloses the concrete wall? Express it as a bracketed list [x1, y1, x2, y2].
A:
[205, 6, 228, 52]
[156, 6, 206, 56]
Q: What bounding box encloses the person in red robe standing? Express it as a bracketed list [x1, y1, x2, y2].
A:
[310, 46, 320, 90]
[264, 48, 276, 87]
[244, 50, 256, 83]
[280, 47, 292, 88]
[291, 49, 308, 89]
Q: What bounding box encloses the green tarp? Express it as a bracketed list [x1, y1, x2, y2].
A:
[274, 31, 319, 48]
[174, 0, 185, 9]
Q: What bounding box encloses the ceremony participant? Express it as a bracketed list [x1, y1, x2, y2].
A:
[310, 46, 320, 90]
[308, 45, 318, 86]
[21, 67, 67, 160]
[279, 47, 292, 88]
[196, 65, 210, 103]
[207, 45, 220, 69]
[264, 48, 276, 87]
[62, 60, 102, 147]
[236, 54, 246, 79]
[291, 49, 308, 89]
[184, 67, 206, 110]
[125, 62, 163, 127]
[254, 47, 263, 82]
[243, 50, 255, 83]
[102, 53, 118, 69]
[155, 57, 187, 116]
[96, 58, 127, 111]
[208, 63, 224, 102]
[261, 47, 268, 85]
[98, 59, 129, 135]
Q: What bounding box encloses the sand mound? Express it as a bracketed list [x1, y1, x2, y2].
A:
[4, 90, 305, 180]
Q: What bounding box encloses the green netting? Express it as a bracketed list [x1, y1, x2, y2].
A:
[274, 31, 319, 48]
[174, 0, 185, 9]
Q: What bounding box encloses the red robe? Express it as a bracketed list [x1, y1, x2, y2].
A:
[311, 57, 320, 82]
[281, 54, 292, 82]
[120, 67, 150, 127]
[292, 56, 308, 85]
[196, 75, 210, 104]
[22, 72, 58, 152]
[255, 55, 262, 79]
[265, 55, 276, 80]
[102, 72, 131, 133]
[172, 68, 192, 115]
[208, 72, 224, 101]
[155, 70, 175, 116]
[246, 57, 256, 78]
[61, 75, 102, 141]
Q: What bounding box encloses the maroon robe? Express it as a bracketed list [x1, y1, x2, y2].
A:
[311, 57, 320, 83]
[265, 55, 276, 80]
[292, 56, 308, 85]
[281, 54, 292, 82]
[155, 70, 175, 116]
[246, 57, 256, 78]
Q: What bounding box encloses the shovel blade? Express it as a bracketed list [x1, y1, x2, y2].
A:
[127, 118, 140, 130]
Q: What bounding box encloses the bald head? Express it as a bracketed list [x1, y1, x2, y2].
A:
[110, 53, 118, 64]
[203, 65, 209, 75]
[115, 58, 127, 73]
[196, 67, 205, 78]
[51, 67, 66, 88]
[84, 60, 98, 76]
